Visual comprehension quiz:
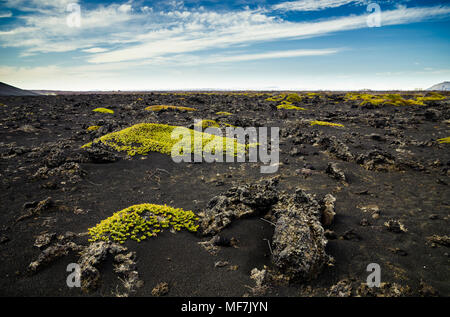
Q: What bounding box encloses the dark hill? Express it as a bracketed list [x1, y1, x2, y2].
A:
[0, 82, 40, 96]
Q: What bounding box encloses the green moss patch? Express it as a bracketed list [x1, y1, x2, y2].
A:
[266, 94, 286, 102]
[345, 92, 446, 107]
[88, 203, 199, 243]
[194, 119, 220, 129]
[310, 120, 344, 127]
[86, 125, 101, 131]
[145, 105, 196, 111]
[285, 93, 303, 103]
[216, 112, 233, 116]
[195, 119, 236, 130]
[93, 107, 114, 114]
[82, 123, 252, 157]
[266, 93, 307, 110]
[266, 93, 304, 103]
[416, 92, 446, 103]
[277, 101, 307, 110]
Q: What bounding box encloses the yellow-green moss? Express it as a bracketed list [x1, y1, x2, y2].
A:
[266, 94, 286, 102]
[277, 102, 307, 110]
[88, 203, 199, 243]
[216, 112, 233, 116]
[383, 94, 425, 106]
[438, 137, 450, 144]
[194, 119, 220, 129]
[145, 105, 196, 111]
[82, 123, 253, 157]
[416, 92, 446, 103]
[310, 120, 345, 127]
[93, 107, 114, 114]
[345, 93, 405, 106]
[345, 92, 446, 107]
[285, 93, 303, 103]
[86, 125, 101, 132]
[194, 119, 236, 129]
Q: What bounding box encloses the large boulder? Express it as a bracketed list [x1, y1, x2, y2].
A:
[271, 189, 328, 280]
[200, 178, 278, 236]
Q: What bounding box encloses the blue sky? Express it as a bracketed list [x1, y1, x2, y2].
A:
[0, 0, 449, 90]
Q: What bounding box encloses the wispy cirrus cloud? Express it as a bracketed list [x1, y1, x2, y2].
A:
[0, 1, 449, 65]
[158, 48, 341, 66]
[0, 1, 449, 90]
[208, 49, 340, 63]
[82, 47, 109, 54]
[2, 0, 77, 9]
[0, 11, 13, 18]
[86, 5, 450, 64]
[273, 0, 366, 12]
[0, 2, 142, 55]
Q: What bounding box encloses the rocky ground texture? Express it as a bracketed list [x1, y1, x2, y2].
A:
[0, 91, 449, 296]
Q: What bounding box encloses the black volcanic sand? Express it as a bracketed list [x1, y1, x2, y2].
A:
[0, 92, 449, 296]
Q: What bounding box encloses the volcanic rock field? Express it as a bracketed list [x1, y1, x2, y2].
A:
[0, 91, 448, 297]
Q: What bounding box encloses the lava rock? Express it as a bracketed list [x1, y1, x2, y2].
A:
[326, 162, 346, 182]
[321, 194, 336, 226]
[271, 189, 328, 280]
[200, 178, 279, 236]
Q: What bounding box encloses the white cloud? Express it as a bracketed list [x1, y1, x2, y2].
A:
[148, 48, 341, 66]
[3, 0, 76, 9]
[118, 4, 132, 14]
[0, 11, 13, 18]
[82, 47, 109, 54]
[273, 0, 365, 12]
[2, 0, 78, 14]
[207, 49, 339, 63]
[0, 1, 449, 90]
[87, 5, 450, 64]
[141, 6, 153, 14]
[0, 2, 139, 55]
[1, 1, 449, 62]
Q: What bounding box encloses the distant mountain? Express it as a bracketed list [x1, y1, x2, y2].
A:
[428, 81, 450, 91]
[0, 82, 40, 96]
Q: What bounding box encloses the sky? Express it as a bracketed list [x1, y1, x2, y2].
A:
[0, 0, 449, 91]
